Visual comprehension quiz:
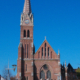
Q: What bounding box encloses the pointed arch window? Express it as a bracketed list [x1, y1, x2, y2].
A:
[27, 44, 28, 58]
[24, 30, 26, 37]
[48, 47, 49, 57]
[25, 44, 26, 58]
[27, 77, 28, 80]
[26, 64, 27, 71]
[40, 70, 45, 79]
[27, 30, 30, 37]
[47, 70, 51, 79]
[45, 43, 46, 56]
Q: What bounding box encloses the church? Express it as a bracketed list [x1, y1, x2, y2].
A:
[16, 0, 68, 80]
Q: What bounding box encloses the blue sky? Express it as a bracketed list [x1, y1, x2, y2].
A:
[0, 0, 80, 76]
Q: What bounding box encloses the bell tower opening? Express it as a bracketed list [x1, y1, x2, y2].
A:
[27, 30, 30, 37]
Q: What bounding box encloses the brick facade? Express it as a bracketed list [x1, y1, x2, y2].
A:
[16, 0, 62, 80]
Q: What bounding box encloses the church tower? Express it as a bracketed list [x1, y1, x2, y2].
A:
[17, 0, 34, 80]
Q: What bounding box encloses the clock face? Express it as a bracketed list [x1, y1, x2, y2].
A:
[25, 19, 29, 24]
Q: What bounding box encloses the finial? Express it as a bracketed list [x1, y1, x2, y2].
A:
[58, 49, 60, 55]
[45, 36, 46, 40]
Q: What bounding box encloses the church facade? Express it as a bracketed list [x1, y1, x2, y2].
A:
[16, 0, 67, 80]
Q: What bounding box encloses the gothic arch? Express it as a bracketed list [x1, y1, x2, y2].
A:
[39, 63, 53, 72]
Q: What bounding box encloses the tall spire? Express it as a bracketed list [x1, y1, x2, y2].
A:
[23, 0, 31, 14]
[20, 0, 33, 25]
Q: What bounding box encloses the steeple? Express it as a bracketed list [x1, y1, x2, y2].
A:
[23, 0, 31, 14]
[20, 0, 33, 26]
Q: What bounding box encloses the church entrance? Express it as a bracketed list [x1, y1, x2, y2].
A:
[40, 64, 51, 80]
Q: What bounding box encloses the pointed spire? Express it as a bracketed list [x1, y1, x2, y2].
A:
[23, 0, 31, 14]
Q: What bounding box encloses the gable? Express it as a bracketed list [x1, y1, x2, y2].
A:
[34, 40, 59, 59]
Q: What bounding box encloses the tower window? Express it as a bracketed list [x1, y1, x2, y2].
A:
[27, 77, 28, 80]
[26, 64, 27, 71]
[25, 44, 26, 58]
[27, 30, 30, 37]
[42, 47, 43, 57]
[45, 43, 46, 56]
[48, 47, 49, 57]
[24, 30, 26, 37]
[27, 44, 28, 58]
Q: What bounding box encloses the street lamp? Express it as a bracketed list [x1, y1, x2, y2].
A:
[12, 65, 17, 71]
[6, 61, 17, 80]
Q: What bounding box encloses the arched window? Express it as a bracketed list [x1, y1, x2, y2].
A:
[45, 43, 46, 56]
[27, 44, 28, 58]
[26, 64, 27, 71]
[25, 44, 26, 58]
[24, 30, 26, 37]
[47, 70, 51, 79]
[42, 47, 43, 57]
[48, 47, 49, 57]
[24, 76, 26, 80]
[27, 30, 30, 37]
[40, 70, 45, 79]
[27, 77, 28, 80]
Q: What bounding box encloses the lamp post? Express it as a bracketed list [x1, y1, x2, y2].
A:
[6, 61, 17, 80]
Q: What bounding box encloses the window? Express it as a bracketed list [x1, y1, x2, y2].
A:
[47, 70, 51, 79]
[27, 44, 28, 58]
[45, 43, 46, 56]
[26, 64, 27, 71]
[27, 30, 30, 37]
[40, 70, 45, 79]
[27, 77, 28, 80]
[25, 44, 26, 58]
[42, 47, 43, 57]
[24, 30, 26, 37]
[48, 47, 49, 57]
[24, 76, 26, 80]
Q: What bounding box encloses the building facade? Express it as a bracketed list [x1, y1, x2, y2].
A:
[17, 0, 61, 80]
